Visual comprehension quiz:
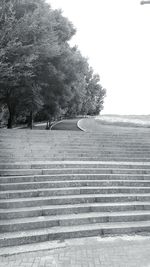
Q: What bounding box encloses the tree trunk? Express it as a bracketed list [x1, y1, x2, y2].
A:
[7, 107, 14, 129]
[7, 115, 13, 129]
[46, 121, 49, 130]
[48, 119, 51, 129]
[46, 120, 51, 130]
[28, 111, 33, 129]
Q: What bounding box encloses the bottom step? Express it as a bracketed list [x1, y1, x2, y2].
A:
[1, 221, 150, 247]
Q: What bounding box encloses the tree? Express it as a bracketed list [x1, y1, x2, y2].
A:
[0, 0, 39, 127]
[0, 0, 76, 127]
[81, 68, 106, 115]
[0, 0, 106, 128]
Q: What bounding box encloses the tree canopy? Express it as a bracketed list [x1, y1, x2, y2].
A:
[0, 0, 106, 128]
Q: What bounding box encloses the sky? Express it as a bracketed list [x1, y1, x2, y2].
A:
[47, 0, 150, 115]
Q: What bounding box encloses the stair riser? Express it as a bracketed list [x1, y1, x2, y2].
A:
[2, 181, 150, 190]
[2, 168, 150, 177]
[1, 204, 150, 219]
[1, 225, 150, 248]
[2, 148, 150, 154]
[4, 158, 150, 161]
[5, 137, 149, 140]
[2, 158, 150, 163]
[2, 144, 150, 148]
[1, 196, 150, 209]
[3, 151, 150, 155]
[4, 147, 150, 152]
[3, 144, 150, 148]
[2, 163, 150, 170]
[2, 148, 150, 155]
[2, 135, 150, 138]
[39, 169, 150, 175]
[2, 214, 150, 233]
[2, 188, 150, 199]
[3, 140, 150, 145]
[23, 164, 150, 170]
[0, 170, 43, 176]
[1, 175, 150, 184]
[2, 152, 150, 157]
[2, 142, 150, 145]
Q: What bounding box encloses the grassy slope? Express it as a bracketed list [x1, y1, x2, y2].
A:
[96, 115, 150, 128]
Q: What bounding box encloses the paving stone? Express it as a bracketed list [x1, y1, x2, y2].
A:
[2, 236, 149, 267]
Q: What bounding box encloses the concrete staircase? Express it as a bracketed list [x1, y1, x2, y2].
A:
[1, 120, 150, 249]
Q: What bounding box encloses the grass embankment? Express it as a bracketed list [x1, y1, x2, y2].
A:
[96, 115, 150, 128]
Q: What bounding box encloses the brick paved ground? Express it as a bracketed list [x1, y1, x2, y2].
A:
[1, 235, 150, 267]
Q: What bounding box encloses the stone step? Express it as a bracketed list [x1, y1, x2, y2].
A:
[1, 201, 150, 219]
[1, 133, 150, 140]
[8, 147, 150, 151]
[5, 136, 137, 139]
[2, 167, 150, 176]
[2, 180, 150, 191]
[2, 187, 150, 199]
[3, 142, 148, 145]
[3, 154, 150, 161]
[2, 131, 150, 134]
[2, 147, 150, 152]
[4, 156, 150, 161]
[2, 135, 150, 139]
[2, 141, 150, 145]
[2, 132, 150, 136]
[0, 169, 43, 176]
[2, 154, 150, 160]
[2, 146, 150, 151]
[1, 210, 150, 233]
[32, 168, 150, 175]
[2, 148, 150, 153]
[2, 157, 150, 163]
[3, 151, 150, 156]
[1, 220, 150, 247]
[1, 174, 150, 184]
[2, 155, 138, 159]
[2, 153, 150, 159]
[1, 194, 150, 209]
[3, 142, 150, 146]
[2, 143, 146, 146]
[2, 146, 150, 150]
[2, 139, 150, 144]
[2, 161, 150, 170]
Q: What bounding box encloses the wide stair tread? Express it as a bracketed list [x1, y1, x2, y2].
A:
[2, 179, 150, 189]
[1, 220, 150, 239]
[1, 201, 150, 218]
[2, 168, 150, 177]
[1, 220, 150, 247]
[1, 210, 150, 226]
[2, 194, 150, 214]
[1, 201, 150, 213]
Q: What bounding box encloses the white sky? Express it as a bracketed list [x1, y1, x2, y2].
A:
[47, 0, 150, 115]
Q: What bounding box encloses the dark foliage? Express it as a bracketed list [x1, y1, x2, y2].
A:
[0, 0, 106, 128]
